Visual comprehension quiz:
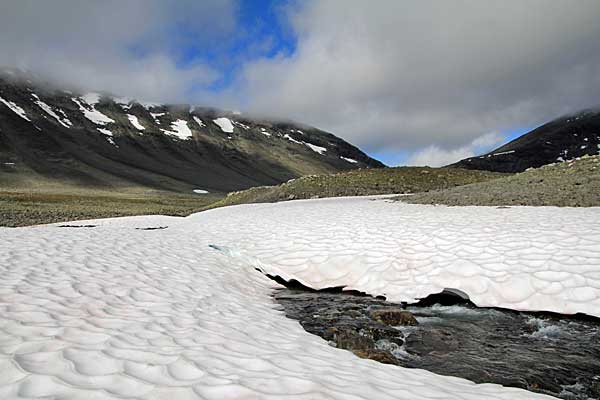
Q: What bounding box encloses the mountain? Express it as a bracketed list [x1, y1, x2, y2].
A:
[0, 69, 383, 193]
[451, 109, 600, 172]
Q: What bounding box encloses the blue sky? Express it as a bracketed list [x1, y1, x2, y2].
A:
[3, 0, 600, 167]
[166, 0, 298, 95]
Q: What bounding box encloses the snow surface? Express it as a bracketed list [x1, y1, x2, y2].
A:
[284, 133, 303, 144]
[150, 112, 165, 125]
[492, 150, 516, 156]
[72, 97, 115, 125]
[140, 101, 160, 110]
[127, 114, 145, 131]
[161, 119, 192, 140]
[97, 128, 113, 137]
[31, 94, 72, 128]
[212, 117, 234, 133]
[112, 96, 132, 109]
[1, 197, 598, 399]
[97, 128, 117, 146]
[340, 156, 358, 163]
[192, 116, 204, 127]
[260, 127, 272, 137]
[81, 92, 102, 105]
[304, 142, 327, 155]
[0, 96, 30, 121]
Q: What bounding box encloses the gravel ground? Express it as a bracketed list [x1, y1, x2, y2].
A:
[403, 155, 600, 207]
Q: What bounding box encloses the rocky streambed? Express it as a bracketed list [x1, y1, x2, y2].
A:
[274, 289, 600, 399]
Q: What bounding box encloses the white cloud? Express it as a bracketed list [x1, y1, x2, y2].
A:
[2, 0, 600, 164]
[0, 0, 236, 102]
[408, 132, 505, 167]
[235, 0, 600, 160]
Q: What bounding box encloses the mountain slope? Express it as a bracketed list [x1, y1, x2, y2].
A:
[451, 109, 600, 172]
[0, 69, 383, 193]
[407, 154, 600, 207]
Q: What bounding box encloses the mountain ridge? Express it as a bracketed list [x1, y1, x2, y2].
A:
[451, 108, 600, 172]
[0, 69, 384, 193]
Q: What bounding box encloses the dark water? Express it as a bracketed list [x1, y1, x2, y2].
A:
[274, 289, 600, 399]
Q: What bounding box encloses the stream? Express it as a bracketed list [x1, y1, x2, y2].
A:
[274, 289, 600, 399]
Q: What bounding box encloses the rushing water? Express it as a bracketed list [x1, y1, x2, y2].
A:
[274, 289, 600, 399]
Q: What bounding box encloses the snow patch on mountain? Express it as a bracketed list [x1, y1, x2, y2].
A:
[305, 142, 327, 155]
[127, 114, 145, 131]
[161, 119, 192, 140]
[150, 112, 164, 125]
[31, 94, 72, 128]
[284, 133, 303, 144]
[260, 127, 272, 137]
[213, 117, 234, 133]
[97, 128, 117, 146]
[72, 97, 115, 126]
[192, 116, 205, 127]
[341, 156, 358, 163]
[81, 92, 102, 105]
[0, 95, 30, 121]
[113, 96, 133, 110]
[140, 101, 160, 110]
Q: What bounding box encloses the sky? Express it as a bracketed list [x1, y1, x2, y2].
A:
[1, 0, 600, 166]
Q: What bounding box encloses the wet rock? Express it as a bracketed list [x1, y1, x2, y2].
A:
[353, 349, 399, 365]
[328, 328, 374, 351]
[370, 309, 418, 326]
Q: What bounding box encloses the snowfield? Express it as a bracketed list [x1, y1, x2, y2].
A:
[1, 196, 599, 399]
[161, 119, 192, 140]
[213, 117, 234, 133]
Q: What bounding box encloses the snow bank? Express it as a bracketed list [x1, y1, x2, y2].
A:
[31, 94, 72, 127]
[195, 197, 600, 317]
[72, 96, 115, 125]
[0, 197, 595, 399]
[161, 119, 192, 140]
[341, 156, 358, 163]
[260, 127, 272, 137]
[127, 114, 145, 131]
[284, 134, 327, 154]
[150, 112, 164, 125]
[97, 128, 117, 146]
[0, 95, 30, 121]
[305, 142, 327, 155]
[113, 96, 133, 110]
[284, 133, 303, 144]
[213, 117, 234, 133]
[192, 116, 205, 127]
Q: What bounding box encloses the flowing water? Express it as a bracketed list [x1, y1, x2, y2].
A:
[274, 289, 600, 399]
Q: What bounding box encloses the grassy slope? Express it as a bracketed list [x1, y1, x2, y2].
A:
[207, 167, 505, 209]
[0, 167, 223, 227]
[0, 190, 222, 227]
[404, 155, 600, 207]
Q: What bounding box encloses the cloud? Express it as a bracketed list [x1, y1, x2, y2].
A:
[0, 0, 237, 102]
[407, 132, 505, 167]
[2, 0, 600, 165]
[236, 0, 600, 163]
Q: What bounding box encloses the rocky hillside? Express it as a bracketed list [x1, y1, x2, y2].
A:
[452, 109, 600, 172]
[0, 69, 383, 193]
[207, 167, 504, 209]
[407, 154, 600, 207]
